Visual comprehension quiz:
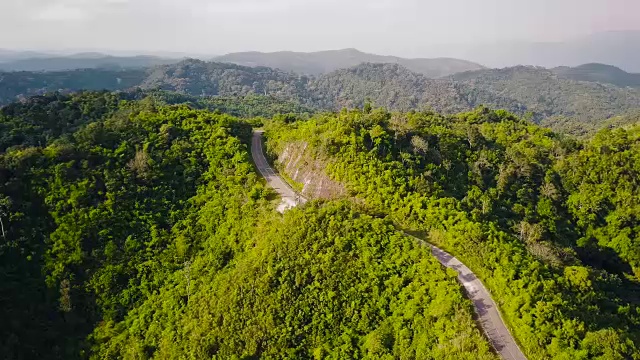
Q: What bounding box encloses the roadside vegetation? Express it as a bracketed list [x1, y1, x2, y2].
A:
[265, 106, 640, 359]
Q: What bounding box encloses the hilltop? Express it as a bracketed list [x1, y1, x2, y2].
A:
[214, 48, 485, 78]
[0, 53, 181, 71]
[552, 63, 640, 88]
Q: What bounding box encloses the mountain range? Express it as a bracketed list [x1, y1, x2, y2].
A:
[552, 63, 640, 88]
[441, 31, 640, 73]
[0, 53, 182, 72]
[4, 30, 639, 72]
[2, 55, 640, 136]
[212, 31, 640, 74]
[0, 48, 485, 78]
[0, 49, 52, 63]
[214, 48, 485, 78]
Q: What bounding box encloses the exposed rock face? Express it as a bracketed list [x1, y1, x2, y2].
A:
[277, 141, 347, 200]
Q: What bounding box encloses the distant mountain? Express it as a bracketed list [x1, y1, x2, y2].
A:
[449, 31, 640, 73]
[0, 49, 52, 63]
[214, 48, 485, 78]
[140, 59, 312, 99]
[451, 66, 640, 135]
[0, 69, 147, 104]
[141, 60, 640, 135]
[139, 61, 503, 113]
[3, 59, 640, 136]
[0, 54, 181, 71]
[313, 63, 640, 132]
[307, 63, 506, 113]
[552, 63, 640, 88]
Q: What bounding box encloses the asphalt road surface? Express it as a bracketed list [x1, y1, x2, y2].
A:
[251, 130, 527, 360]
[421, 241, 527, 360]
[252, 131, 307, 213]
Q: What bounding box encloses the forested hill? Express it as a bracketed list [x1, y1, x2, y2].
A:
[307, 63, 640, 134]
[0, 69, 147, 105]
[450, 66, 640, 135]
[552, 63, 640, 88]
[265, 107, 640, 359]
[1, 92, 497, 359]
[0, 61, 313, 108]
[1, 91, 640, 358]
[3, 59, 640, 136]
[140, 59, 312, 99]
[0, 54, 180, 72]
[309, 63, 519, 113]
[214, 48, 485, 77]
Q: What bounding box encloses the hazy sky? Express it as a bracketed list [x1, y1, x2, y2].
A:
[1, 0, 638, 56]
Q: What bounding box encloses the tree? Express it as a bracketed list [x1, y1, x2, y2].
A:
[0, 196, 11, 240]
[363, 101, 372, 114]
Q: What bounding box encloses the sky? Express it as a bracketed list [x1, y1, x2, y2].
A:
[0, 0, 639, 57]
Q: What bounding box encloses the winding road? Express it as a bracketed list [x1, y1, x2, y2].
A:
[251, 130, 527, 360]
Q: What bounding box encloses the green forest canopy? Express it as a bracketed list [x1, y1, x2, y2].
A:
[1, 92, 495, 359]
[265, 106, 640, 359]
[1, 91, 639, 359]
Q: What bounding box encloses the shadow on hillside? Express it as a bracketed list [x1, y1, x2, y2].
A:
[0, 246, 91, 359]
[577, 244, 633, 277]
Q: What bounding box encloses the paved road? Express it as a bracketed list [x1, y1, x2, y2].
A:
[252, 131, 307, 213]
[251, 130, 526, 360]
[419, 240, 527, 360]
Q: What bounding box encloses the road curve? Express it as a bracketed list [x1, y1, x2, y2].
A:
[418, 240, 527, 360]
[252, 131, 307, 213]
[251, 130, 527, 360]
